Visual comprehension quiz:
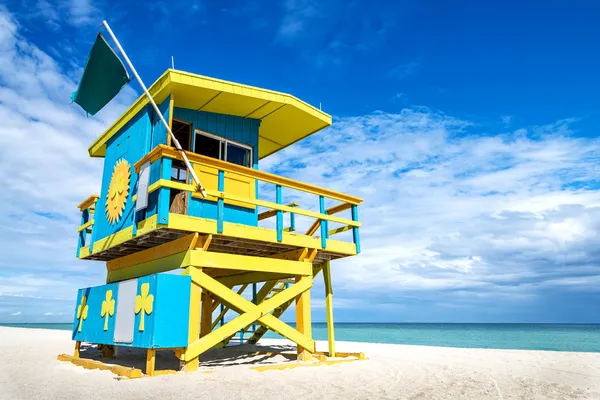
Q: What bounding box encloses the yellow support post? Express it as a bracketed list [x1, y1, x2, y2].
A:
[322, 261, 336, 357]
[184, 276, 201, 372]
[184, 269, 314, 361]
[74, 341, 81, 358]
[146, 349, 156, 376]
[295, 274, 313, 361]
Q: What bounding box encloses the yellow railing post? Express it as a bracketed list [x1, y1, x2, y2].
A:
[295, 274, 313, 361]
[322, 261, 335, 357]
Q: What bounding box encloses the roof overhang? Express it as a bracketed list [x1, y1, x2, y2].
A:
[88, 69, 332, 159]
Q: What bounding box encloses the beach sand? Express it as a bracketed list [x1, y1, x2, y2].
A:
[1, 327, 599, 399]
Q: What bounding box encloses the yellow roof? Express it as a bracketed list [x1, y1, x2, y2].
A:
[89, 69, 332, 158]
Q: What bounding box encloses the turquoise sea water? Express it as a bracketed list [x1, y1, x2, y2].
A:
[2, 323, 599, 352]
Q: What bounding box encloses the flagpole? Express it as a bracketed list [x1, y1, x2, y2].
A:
[101, 20, 207, 198]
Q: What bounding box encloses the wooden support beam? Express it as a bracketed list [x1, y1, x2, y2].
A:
[106, 251, 190, 283]
[295, 274, 313, 361]
[74, 341, 80, 358]
[258, 202, 299, 221]
[322, 261, 335, 357]
[57, 354, 142, 378]
[184, 278, 201, 372]
[201, 290, 213, 338]
[106, 233, 199, 271]
[184, 269, 314, 361]
[211, 284, 248, 330]
[189, 250, 312, 276]
[305, 203, 353, 236]
[146, 349, 156, 376]
[216, 272, 291, 287]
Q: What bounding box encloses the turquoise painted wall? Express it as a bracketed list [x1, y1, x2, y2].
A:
[72, 273, 190, 349]
[173, 108, 260, 226]
[91, 96, 171, 244]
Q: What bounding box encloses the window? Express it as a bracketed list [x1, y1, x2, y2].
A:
[194, 130, 252, 168]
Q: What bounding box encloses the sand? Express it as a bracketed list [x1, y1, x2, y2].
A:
[1, 327, 599, 400]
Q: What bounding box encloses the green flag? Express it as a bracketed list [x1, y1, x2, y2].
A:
[71, 34, 131, 116]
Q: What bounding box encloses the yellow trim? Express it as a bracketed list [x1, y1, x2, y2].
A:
[57, 354, 143, 378]
[136, 145, 363, 205]
[77, 219, 94, 233]
[185, 278, 201, 372]
[216, 272, 289, 287]
[106, 251, 190, 283]
[106, 233, 198, 271]
[78, 246, 90, 258]
[88, 69, 331, 159]
[77, 194, 99, 211]
[322, 261, 335, 357]
[82, 211, 356, 261]
[189, 250, 312, 275]
[295, 275, 313, 361]
[167, 213, 357, 255]
[328, 225, 352, 236]
[258, 202, 299, 221]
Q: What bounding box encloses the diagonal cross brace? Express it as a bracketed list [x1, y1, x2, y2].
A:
[183, 268, 314, 361]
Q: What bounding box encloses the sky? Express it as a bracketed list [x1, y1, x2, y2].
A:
[1, 0, 600, 324]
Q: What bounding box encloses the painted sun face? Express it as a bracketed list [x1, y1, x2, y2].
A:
[106, 159, 131, 224]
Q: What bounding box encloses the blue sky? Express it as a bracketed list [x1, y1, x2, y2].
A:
[1, 0, 600, 323]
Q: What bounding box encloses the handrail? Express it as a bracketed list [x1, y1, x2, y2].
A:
[134, 145, 363, 205]
[77, 219, 95, 233]
[258, 202, 299, 221]
[305, 203, 352, 236]
[147, 179, 361, 228]
[77, 194, 99, 212]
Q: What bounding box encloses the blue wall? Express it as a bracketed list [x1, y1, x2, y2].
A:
[92, 96, 171, 244]
[174, 108, 261, 226]
[72, 273, 190, 349]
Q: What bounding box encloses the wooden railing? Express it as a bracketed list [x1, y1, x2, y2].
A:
[134, 145, 362, 252]
[76, 194, 99, 257]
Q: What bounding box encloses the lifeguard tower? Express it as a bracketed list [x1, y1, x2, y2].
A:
[63, 69, 363, 377]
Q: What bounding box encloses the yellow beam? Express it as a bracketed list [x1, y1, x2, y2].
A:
[295, 274, 313, 361]
[167, 213, 358, 256]
[106, 233, 199, 271]
[189, 250, 312, 276]
[184, 270, 314, 361]
[217, 272, 290, 286]
[146, 349, 156, 376]
[106, 251, 190, 283]
[134, 145, 363, 205]
[211, 284, 248, 329]
[77, 194, 99, 211]
[322, 261, 335, 357]
[258, 202, 299, 221]
[57, 354, 143, 378]
[305, 203, 353, 236]
[77, 219, 95, 233]
[184, 274, 201, 372]
[91, 214, 159, 254]
[328, 225, 352, 236]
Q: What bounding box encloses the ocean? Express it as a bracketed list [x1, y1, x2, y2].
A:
[2, 323, 599, 352]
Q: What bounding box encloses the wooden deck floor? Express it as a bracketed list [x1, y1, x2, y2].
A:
[84, 227, 351, 264]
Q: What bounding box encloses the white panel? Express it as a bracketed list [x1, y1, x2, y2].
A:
[114, 279, 137, 343]
[135, 161, 150, 211]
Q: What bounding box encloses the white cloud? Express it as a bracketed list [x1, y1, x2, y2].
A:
[44, 312, 55, 316]
[263, 110, 600, 300]
[0, 6, 136, 314]
[10, 311, 22, 316]
[276, 0, 321, 42]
